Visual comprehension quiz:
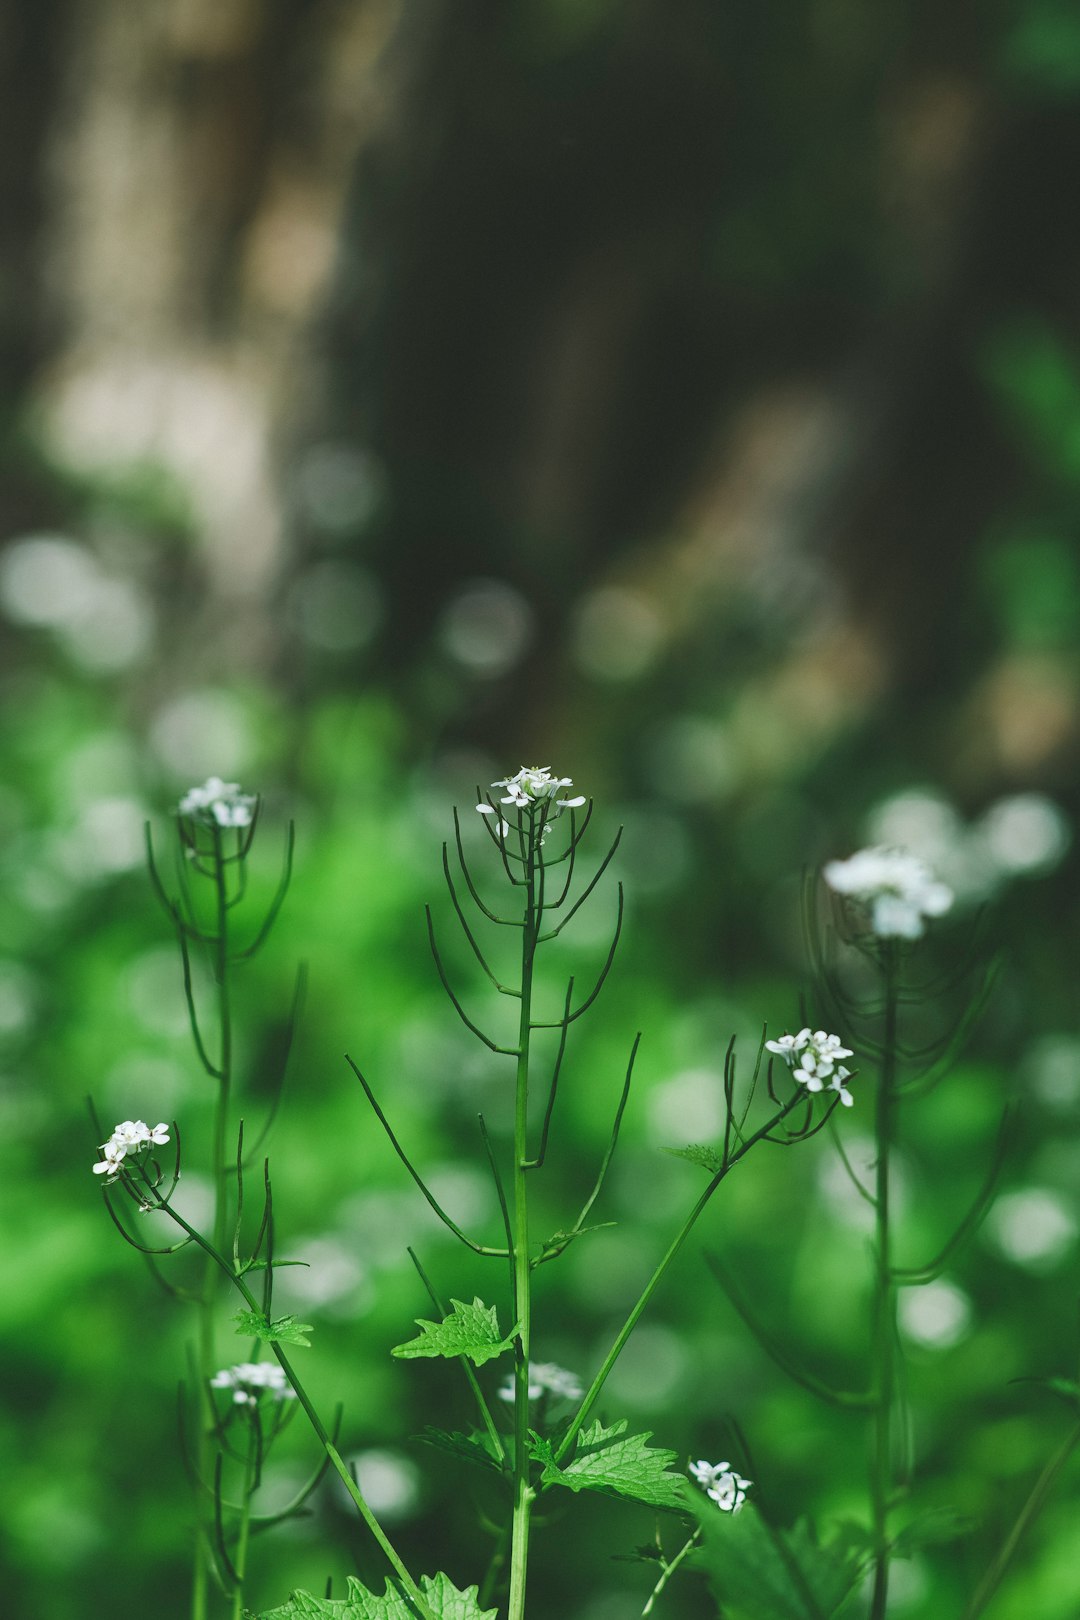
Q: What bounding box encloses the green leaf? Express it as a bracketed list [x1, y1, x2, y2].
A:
[534, 1222, 615, 1265]
[891, 1508, 970, 1557]
[531, 1419, 691, 1513]
[257, 1571, 497, 1620]
[611, 1544, 667, 1565]
[233, 1308, 313, 1347]
[392, 1298, 517, 1367]
[1013, 1374, 1080, 1411]
[696, 1504, 866, 1620]
[416, 1425, 507, 1475]
[665, 1144, 724, 1175]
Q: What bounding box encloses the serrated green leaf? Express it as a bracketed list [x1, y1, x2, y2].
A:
[392, 1298, 517, 1367]
[696, 1503, 866, 1620]
[234, 1309, 313, 1347]
[416, 1426, 507, 1475]
[257, 1571, 497, 1620]
[665, 1144, 724, 1174]
[531, 1419, 690, 1513]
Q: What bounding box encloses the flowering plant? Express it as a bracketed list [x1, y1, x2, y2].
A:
[86, 770, 1050, 1620]
[824, 844, 953, 939]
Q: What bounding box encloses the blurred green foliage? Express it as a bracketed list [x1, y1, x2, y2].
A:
[3, 2, 1080, 1617]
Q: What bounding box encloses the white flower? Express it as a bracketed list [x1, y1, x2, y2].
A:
[91, 1118, 171, 1179]
[496, 1361, 584, 1404]
[179, 776, 257, 830]
[769, 1028, 855, 1104]
[111, 1119, 150, 1152]
[210, 1360, 295, 1407]
[92, 1139, 128, 1178]
[765, 1029, 810, 1060]
[477, 766, 586, 842]
[824, 846, 953, 939]
[689, 1458, 751, 1513]
[829, 1070, 855, 1108]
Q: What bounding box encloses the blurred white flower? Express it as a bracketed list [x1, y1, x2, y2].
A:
[211, 1361, 295, 1406]
[496, 1362, 584, 1404]
[689, 1458, 751, 1512]
[868, 787, 1070, 903]
[178, 776, 257, 829]
[824, 846, 953, 939]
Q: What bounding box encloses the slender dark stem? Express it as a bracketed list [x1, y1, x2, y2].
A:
[869, 948, 898, 1620]
[641, 1527, 701, 1615]
[523, 979, 574, 1170]
[144, 1188, 437, 1620]
[426, 908, 519, 1053]
[961, 1420, 1080, 1620]
[407, 1246, 508, 1469]
[553, 1085, 807, 1471]
[508, 830, 539, 1620]
[346, 1056, 509, 1258]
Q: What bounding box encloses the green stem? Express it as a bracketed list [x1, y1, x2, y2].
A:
[554, 1086, 806, 1469]
[229, 1423, 258, 1620]
[642, 1528, 701, 1615]
[151, 1196, 437, 1620]
[193, 833, 233, 1620]
[961, 1420, 1080, 1620]
[212, 831, 233, 1255]
[478, 1520, 512, 1613]
[869, 949, 898, 1620]
[507, 831, 538, 1620]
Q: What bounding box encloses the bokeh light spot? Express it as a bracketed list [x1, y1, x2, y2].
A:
[288, 560, 383, 653]
[149, 689, 254, 779]
[989, 1188, 1076, 1270]
[437, 579, 533, 674]
[898, 1279, 972, 1349]
[572, 586, 665, 682]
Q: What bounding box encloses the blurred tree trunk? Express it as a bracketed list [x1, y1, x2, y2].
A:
[23, 0, 403, 627]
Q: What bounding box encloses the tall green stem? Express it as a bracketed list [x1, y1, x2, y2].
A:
[961, 1420, 1080, 1620]
[229, 1424, 258, 1620]
[869, 949, 898, 1620]
[193, 834, 234, 1620]
[212, 837, 233, 1255]
[555, 1086, 806, 1469]
[641, 1528, 701, 1615]
[147, 1191, 437, 1620]
[507, 834, 538, 1620]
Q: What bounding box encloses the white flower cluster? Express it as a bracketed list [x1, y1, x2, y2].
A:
[689, 1458, 751, 1513]
[92, 1118, 170, 1179]
[824, 845, 953, 940]
[477, 766, 585, 839]
[496, 1362, 584, 1404]
[210, 1361, 295, 1407]
[766, 1028, 855, 1107]
[178, 776, 257, 830]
